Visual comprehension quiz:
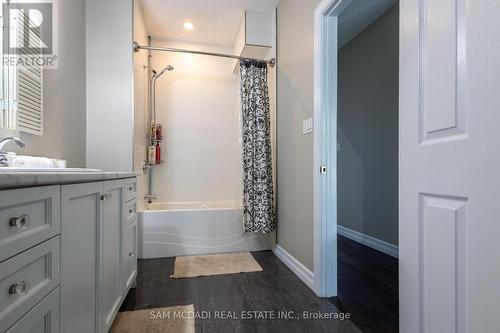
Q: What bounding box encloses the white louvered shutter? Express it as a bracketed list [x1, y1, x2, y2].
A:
[16, 10, 43, 135]
[0, 4, 17, 130]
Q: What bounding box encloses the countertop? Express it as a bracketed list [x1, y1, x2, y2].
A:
[0, 170, 139, 190]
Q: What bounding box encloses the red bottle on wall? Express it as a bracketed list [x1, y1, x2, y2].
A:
[156, 124, 163, 140]
[155, 143, 161, 164]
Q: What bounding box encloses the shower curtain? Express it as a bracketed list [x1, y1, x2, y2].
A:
[239, 59, 275, 233]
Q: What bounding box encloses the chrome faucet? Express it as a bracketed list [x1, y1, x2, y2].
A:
[144, 193, 157, 203]
[0, 137, 25, 167]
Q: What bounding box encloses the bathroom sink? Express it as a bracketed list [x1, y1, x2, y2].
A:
[0, 168, 102, 173]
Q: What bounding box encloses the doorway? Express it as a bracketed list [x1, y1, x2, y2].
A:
[333, 3, 399, 332]
[313, 2, 399, 331]
[313, 0, 398, 290]
[316, 0, 500, 332]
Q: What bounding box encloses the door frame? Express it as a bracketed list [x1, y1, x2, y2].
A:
[313, 0, 352, 297]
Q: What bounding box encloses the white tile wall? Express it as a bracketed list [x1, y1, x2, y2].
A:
[151, 40, 243, 203]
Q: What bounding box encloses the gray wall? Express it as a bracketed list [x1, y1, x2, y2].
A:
[277, 0, 321, 270]
[86, 0, 134, 172]
[133, 0, 148, 209]
[337, 5, 399, 245]
[13, 0, 86, 167]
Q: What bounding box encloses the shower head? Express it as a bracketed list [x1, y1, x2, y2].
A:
[156, 65, 174, 78]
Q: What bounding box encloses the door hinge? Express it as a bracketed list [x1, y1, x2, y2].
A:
[320, 165, 327, 175]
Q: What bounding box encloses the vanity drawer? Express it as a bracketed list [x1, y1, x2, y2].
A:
[6, 287, 60, 333]
[0, 185, 61, 262]
[0, 236, 60, 332]
[125, 179, 137, 202]
[125, 200, 137, 226]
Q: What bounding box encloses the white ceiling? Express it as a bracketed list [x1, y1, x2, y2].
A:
[139, 0, 280, 46]
[138, 0, 397, 48]
[338, 0, 398, 48]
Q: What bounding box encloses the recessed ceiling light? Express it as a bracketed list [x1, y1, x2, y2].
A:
[184, 22, 194, 30]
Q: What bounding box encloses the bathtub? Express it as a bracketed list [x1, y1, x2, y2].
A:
[138, 201, 275, 258]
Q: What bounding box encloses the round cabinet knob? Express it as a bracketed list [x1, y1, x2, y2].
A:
[9, 215, 29, 229]
[9, 281, 28, 296]
[129, 251, 135, 257]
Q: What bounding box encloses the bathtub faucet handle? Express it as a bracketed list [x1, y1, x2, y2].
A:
[144, 193, 157, 203]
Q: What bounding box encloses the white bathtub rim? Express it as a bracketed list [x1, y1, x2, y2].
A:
[140, 207, 241, 213]
[142, 231, 250, 242]
[145, 200, 241, 211]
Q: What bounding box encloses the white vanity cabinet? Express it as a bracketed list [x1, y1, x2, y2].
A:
[60, 178, 137, 333]
[0, 174, 137, 333]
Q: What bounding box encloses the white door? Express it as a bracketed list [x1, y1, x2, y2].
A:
[400, 0, 500, 332]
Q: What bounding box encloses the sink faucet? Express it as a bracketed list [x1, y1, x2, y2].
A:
[0, 137, 25, 167]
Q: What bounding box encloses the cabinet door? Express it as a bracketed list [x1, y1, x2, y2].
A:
[99, 180, 124, 333]
[61, 182, 102, 333]
[122, 219, 137, 295]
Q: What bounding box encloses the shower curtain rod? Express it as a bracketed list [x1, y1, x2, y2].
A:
[132, 42, 276, 68]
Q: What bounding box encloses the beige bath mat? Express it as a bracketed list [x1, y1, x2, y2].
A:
[172, 252, 263, 278]
[110, 305, 195, 333]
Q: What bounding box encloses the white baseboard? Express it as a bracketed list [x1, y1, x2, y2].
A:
[337, 225, 399, 258]
[272, 245, 315, 291]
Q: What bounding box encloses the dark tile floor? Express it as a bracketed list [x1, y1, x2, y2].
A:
[120, 250, 361, 332]
[120, 236, 398, 332]
[330, 235, 399, 333]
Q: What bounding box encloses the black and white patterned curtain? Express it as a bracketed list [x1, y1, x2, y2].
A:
[240, 59, 275, 233]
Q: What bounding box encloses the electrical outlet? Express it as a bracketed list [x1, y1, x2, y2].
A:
[303, 118, 313, 134]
